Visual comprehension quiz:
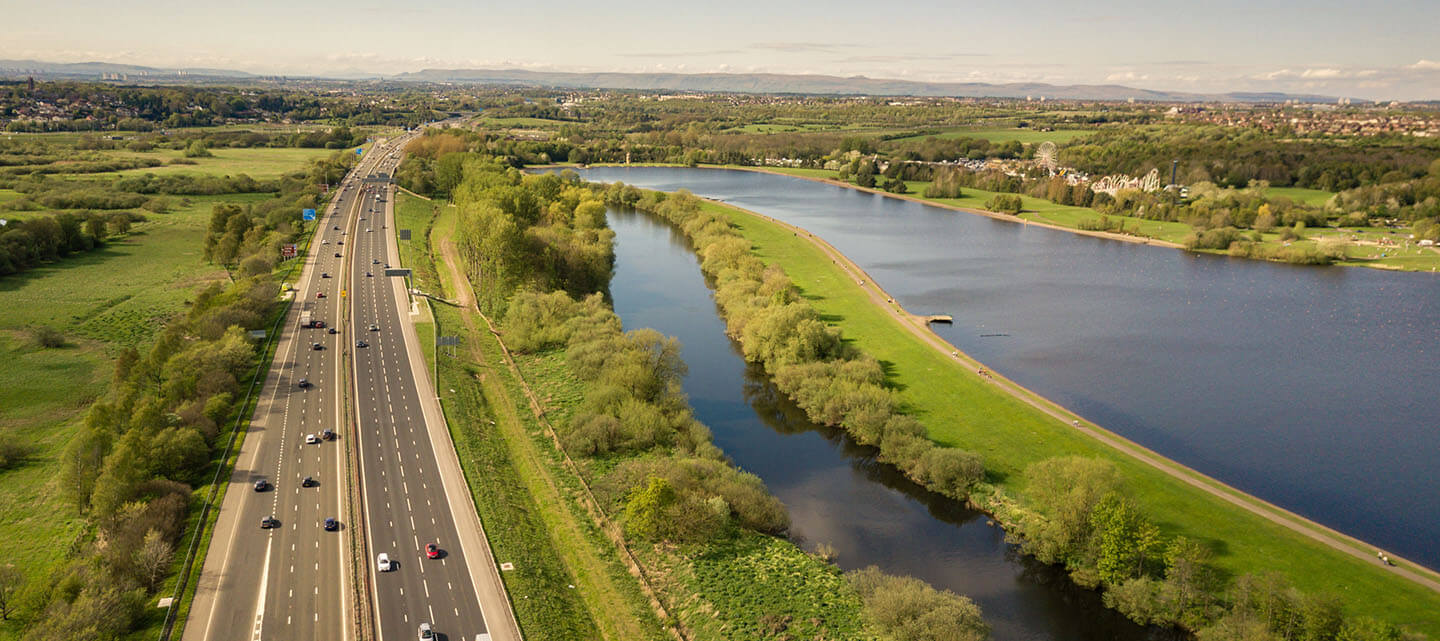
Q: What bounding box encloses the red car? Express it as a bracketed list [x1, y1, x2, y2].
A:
[425, 543, 439, 559]
[316, 291, 326, 298]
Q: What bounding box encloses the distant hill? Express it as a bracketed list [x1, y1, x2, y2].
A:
[0, 58, 1346, 103]
[393, 68, 1341, 103]
[0, 59, 255, 80]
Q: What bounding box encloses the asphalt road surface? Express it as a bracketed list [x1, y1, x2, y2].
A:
[184, 126, 519, 641]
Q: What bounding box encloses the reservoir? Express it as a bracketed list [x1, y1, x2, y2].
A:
[579, 166, 1440, 572]
[607, 207, 1162, 640]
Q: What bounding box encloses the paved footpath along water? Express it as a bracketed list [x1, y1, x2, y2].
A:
[580, 166, 1440, 573]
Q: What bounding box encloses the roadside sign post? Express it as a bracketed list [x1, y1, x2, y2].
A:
[302, 208, 317, 222]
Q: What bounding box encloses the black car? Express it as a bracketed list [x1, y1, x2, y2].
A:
[323, 517, 339, 531]
[333, 225, 340, 230]
[297, 378, 310, 388]
[301, 476, 316, 488]
[356, 340, 368, 348]
[321, 273, 330, 278]
[254, 479, 270, 492]
[311, 342, 324, 351]
[334, 252, 342, 258]
[321, 428, 335, 441]
[261, 516, 280, 529]
[327, 327, 337, 335]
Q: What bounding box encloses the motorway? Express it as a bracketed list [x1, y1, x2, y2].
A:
[184, 127, 517, 641]
[349, 153, 509, 641]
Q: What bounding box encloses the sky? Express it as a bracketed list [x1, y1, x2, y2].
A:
[4, 0, 1439, 100]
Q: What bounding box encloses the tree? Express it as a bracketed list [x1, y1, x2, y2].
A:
[1022, 456, 1119, 564]
[183, 139, 212, 158]
[1089, 493, 1161, 585]
[135, 529, 173, 591]
[622, 475, 676, 541]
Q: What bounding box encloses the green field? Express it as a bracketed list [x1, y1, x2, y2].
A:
[890, 127, 1093, 144]
[1264, 186, 1337, 207]
[0, 334, 102, 586]
[97, 147, 338, 180]
[477, 117, 572, 128]
[704, 198, 1440, 635]
[0, 193, 275, 346]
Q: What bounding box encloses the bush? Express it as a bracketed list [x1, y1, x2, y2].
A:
[983, 193, 1023, 214]
[847, 566, 989, 641]
[0, 433, 30, 470]
[29, 326, 65, 348]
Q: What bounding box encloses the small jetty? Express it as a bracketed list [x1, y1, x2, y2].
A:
[924, 314, 953, 324]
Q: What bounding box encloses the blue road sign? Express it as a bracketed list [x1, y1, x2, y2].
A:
[356, 147, 363, 155]
[302, 208, 317, 221]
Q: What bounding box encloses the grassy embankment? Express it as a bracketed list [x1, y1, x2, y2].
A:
[0, 143, 339, 641]
[408, 192, 874, 641]
[746, 166, 1440, 272]
[694, 196, 1440, 635]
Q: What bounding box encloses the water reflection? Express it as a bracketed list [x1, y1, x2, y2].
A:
[607, 207, 1176, 641]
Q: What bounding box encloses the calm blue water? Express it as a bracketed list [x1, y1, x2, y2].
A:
[581, 166, 1440, 572]
[606, 208, 1161, 641]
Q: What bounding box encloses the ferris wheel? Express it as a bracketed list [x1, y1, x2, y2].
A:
[1035, 141, 1058, 174]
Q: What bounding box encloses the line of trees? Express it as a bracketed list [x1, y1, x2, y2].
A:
[13, 274, 279, 640]
[0, 211, 133, 276]
[612, 187, 989, 503]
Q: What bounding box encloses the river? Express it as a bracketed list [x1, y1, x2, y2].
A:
[574, 166, 1440, 574]
[606, 208, 1168, 640]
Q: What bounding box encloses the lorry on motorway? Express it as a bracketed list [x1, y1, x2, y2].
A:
[300, 312, 313, 328]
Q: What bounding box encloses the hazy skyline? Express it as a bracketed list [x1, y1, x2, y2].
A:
[6, 0, 1439, 100]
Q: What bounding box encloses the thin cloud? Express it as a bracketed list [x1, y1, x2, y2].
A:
[751, 42, 843, 53]
[1407, 59, 1440, 70]
[617, 49, 741, 59]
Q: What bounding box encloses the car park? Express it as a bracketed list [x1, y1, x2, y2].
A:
[377, 553, 393, 572]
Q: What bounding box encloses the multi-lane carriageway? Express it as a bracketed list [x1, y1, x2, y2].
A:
[184, 132, 518, 641]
